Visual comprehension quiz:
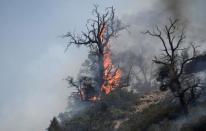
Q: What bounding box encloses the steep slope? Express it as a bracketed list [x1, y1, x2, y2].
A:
[48, 88, 206, 131]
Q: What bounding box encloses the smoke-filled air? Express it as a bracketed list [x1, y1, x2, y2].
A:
[1, 0, 206, 131]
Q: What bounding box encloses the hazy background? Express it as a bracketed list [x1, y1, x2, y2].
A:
[0, 0, 156, 131]
[1, 0, 205, 130]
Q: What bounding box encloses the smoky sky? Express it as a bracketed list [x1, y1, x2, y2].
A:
[0, 0, 155, 131]
[112, 0, 206, 57]
[1, 0, 206, 131]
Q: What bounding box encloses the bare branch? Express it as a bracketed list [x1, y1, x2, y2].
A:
[144, 29, 171, 58]
[147, 18, 203, 113]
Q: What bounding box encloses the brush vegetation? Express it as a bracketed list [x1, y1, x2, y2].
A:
[48, 89, 206, 131]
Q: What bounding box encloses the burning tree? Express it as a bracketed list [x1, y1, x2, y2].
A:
[145, 19, 205, 113]
[64, 6, 125, 101]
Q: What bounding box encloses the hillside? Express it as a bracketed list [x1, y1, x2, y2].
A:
[47, 88, 206, 131]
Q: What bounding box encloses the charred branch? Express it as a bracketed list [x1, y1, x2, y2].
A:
[64, 6, 125, 100]
[146, 18, 204, 114]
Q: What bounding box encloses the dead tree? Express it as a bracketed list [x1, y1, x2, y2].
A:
[64, 6, 124, 95]
[66, 76, 96, 101]
[145, 19, 204, 114]
[66, 76, 84, 101]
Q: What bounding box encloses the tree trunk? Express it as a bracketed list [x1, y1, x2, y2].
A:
[98, 54, 104, 94]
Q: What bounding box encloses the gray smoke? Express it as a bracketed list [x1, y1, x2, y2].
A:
[112, 0, 206, 52]
[160, 0, 206, 44]
[111, 0, 206, 76]
[112, 1, 206, 130]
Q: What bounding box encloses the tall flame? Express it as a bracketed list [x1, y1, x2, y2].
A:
[101, 49, 122, 94]
[100, 23, 122, 94]
[87, 23, 122, 102]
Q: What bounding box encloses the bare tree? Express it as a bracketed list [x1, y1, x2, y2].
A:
[145, 19, 205, 113]
[66, 76, 96, 101]
[64, 6, 125, 97]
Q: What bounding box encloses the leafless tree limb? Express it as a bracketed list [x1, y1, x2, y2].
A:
[145, 18, 205, 114]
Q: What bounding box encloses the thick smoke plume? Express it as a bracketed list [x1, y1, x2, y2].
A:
[111, 0, 206, 87]
[161, 0, 206, 44]
[111, 1, 206, 130]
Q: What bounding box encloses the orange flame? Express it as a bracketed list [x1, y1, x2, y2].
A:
[89, 96, 97, 101]
[101, 49, 122, 94]
[100, 23, 122, 94]
[85, 23, 121, 102]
